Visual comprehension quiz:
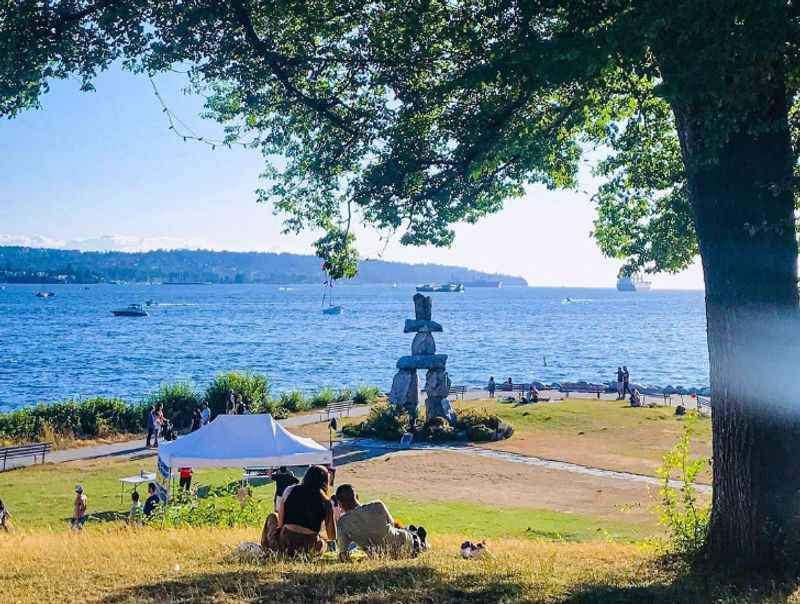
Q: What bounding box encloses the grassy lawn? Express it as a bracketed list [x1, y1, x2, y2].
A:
[453, 398, 712, 481]
[1, 527, 791, 603]
[0, 454, 642, 541]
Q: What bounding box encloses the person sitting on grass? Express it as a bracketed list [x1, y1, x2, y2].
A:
[128, 491, 142, 525]
[143, 483, 160, 517]
[528, 384, 539, 403]
[0, 498, 12, 532]
[260, 465, 336, 556]
[333, 484, 427, 560]
[630, 388, 642, 408]
[271, 466, 299, 511]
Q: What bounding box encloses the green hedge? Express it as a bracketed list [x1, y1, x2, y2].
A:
[204, 371, 271, 416]
[0, 397, 146, 443]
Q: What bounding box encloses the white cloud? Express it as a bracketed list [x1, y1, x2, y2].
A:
[0, 234, 208, 252]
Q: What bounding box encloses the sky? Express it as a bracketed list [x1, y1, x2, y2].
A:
[0, 67, 704, 289]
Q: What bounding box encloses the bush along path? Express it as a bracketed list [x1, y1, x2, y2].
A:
[2, 404, 376, 472]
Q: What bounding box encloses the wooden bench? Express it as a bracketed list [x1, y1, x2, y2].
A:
[1, 442, 53, 471]
[321, 400, 354, 421]
[448, 385, 466, 400]
[497, 383, 528, 400]
[559, 384, 607, 399]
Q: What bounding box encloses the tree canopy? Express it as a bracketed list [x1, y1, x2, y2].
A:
[4, 1, 796, 275]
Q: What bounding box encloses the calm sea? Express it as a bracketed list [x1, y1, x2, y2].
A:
[0, 283, 709, 411]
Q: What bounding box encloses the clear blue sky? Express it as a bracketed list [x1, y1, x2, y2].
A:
[0, 66, 703, 288]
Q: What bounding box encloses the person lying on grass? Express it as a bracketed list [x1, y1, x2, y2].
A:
[333, 484, 428, 560]
[260, 465, 336, 556]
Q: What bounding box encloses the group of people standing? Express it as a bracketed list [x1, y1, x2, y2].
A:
[260, 465, 428, 560]
[225, 392, 249, 415]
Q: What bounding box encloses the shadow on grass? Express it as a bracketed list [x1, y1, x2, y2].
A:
[101, 564, 525, 604]
[560, 559, 800, 604]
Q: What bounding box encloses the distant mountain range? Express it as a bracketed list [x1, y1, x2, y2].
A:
[0, 246, 527, 286]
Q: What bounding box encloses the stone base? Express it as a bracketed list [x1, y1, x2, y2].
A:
[425, 397, 455, 424]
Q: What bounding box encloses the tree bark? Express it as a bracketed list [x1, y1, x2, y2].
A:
[672, 81, 800, 567]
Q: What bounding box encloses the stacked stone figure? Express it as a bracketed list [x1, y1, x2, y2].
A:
[389, 294, 456, 426]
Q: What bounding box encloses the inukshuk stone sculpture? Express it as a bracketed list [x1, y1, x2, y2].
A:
[389, 293, 455, 427]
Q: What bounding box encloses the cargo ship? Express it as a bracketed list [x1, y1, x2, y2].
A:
[416, 282, 464, 293]
[463, 280, 502, 288]
[616, 273, 652, 292]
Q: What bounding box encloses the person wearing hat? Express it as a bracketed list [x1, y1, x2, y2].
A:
[71, 484, 87, 530]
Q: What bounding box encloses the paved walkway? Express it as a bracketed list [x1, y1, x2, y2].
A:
[4, 405, 373, 471]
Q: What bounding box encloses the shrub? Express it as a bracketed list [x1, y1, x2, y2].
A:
[204, 371, 270, 416]
[279, 390, 310, 413]
[345, 404, 408, 440]
[353, 385, 382, 406]
[657, 416, 710, 556]
[335, 388, 353, 403]
[455, 408, 502, 431]
[0, 397, 145, 443]
[145, 382, 202, 429]
[310, 388, 337, 409]
[152, 489, 271, 528]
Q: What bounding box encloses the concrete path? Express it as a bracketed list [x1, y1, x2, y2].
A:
[339, 437, 711, 494]
[4, 405, 373, 471]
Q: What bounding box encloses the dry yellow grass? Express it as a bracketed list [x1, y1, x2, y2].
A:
[3, 527, 795, 603]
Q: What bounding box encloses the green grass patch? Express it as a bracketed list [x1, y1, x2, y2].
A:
[1, 457, 639, 541]
[460, 398, 711, 438]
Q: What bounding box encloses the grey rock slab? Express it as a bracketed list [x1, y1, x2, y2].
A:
[423, 368, 450, 398]
[413, 293, 432, 321]
[403, 319, 443, 333]
[411, 332, 436, 355]
[425, 397, 456, 423]
[389, 369, 419, 407]
[396, 354, 448, 370]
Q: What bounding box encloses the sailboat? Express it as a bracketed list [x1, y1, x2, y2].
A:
[322, 278, 343, 315]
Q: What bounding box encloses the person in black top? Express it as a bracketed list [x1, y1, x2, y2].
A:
[616, 367, 624, 400]
[272, 466, 299, 511]
[488, 377, 496, 398]
[190, 407, 202, 432]
[622, 366, 631, 396]
[143, 483, 160, 517]
[261, 465, 335, 555]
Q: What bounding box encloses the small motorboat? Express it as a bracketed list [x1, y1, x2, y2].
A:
[323, 305, 343, 315]
[112, 304, 149, 317]
[35, 291, 55, 298]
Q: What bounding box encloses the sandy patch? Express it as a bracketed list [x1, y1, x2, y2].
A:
[331, 449, 665, 529]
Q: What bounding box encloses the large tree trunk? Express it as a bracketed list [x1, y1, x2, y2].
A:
[672, 82, 800, 567]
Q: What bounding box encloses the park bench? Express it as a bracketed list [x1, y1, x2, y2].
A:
[559, 384, 607, 399]
[497, 383, 528, 400]
[1, 442, 53, 471]
[448, 385, 466, 400]
[321, 399, 354, 421]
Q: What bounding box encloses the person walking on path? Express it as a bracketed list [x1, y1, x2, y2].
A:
[622, 366, 631, 397]
[616, 367, 625, 400]
[487, 377, 496, 399]
[146, 405, 156, 447]
[152, 404, 164, 447]
[71, 484, 87, 530]
[200, 402, 210, 426]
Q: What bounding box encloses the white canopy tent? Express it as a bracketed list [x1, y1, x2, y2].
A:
[157, 414, 333, 470]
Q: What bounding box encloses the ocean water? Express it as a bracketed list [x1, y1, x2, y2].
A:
[0, 283, 709, 410]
